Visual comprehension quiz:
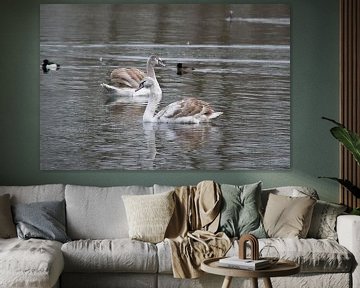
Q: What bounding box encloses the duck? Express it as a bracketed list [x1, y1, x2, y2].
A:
[101, 55, 165, 97]
[136, 77, 223, 124]
[176, 63, 195, 75]
[42, 59, 60, 73]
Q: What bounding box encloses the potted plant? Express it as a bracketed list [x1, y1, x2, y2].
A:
[320, 117, 360, 215]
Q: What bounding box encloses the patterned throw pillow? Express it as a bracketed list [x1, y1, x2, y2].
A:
[307, 200, 347, 240]
[122, 191, 175, 243]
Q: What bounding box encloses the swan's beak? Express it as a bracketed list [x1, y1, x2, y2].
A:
[135, 81, 145, 92]
[158, 58, 166, 67]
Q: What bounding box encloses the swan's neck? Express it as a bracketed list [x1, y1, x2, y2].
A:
[143, 85, 162, 122]
[146, 60, 156, 80]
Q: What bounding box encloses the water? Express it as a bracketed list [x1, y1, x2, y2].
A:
[40, 4, 290, 170]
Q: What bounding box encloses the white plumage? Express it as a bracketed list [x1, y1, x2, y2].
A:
[101, 55, 165, 97]
[137, 77, 223, 124]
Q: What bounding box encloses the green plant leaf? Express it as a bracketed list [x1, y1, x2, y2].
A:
[330, 127, 360, 165]
[318, 177, 360, 198]
[322, 117, 360, 165]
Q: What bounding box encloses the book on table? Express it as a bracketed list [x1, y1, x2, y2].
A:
[218, 257, 271, 270]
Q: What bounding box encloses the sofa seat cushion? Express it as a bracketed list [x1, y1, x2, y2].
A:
[157, 238, 354, 274]
[62, 239, 158, 273]
[0, 238, 64, 288]
[260, 238, 353, 272]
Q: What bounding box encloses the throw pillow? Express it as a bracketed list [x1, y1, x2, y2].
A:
[263, 193, 316, 238]
[0, 194, 17, 238]
[307, 200, 347, 240]
[122, 190, 175, 243]
[12, 200, 70, 243]
[218, 182, 267, 238]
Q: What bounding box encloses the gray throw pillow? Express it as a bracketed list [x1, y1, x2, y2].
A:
[12, 200, 70, 243]
[218, 182, 266, 238]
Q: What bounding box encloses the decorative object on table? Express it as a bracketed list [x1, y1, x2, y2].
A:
[218, 234, 271, 270]
[319, 117, 360, 211]
[259, 245, 280, 265]
[238, 234, 259, 260]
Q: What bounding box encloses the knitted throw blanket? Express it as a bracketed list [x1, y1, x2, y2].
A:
[165, 180, 231, 278]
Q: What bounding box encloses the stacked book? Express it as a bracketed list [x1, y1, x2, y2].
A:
[218, 257, 271, 270]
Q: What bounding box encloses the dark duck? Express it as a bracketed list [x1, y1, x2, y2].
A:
[42, 59, 60, 73]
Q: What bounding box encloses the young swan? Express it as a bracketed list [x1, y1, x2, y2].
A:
[137, 77, 223, 124]
[101, 55, 165, 97]
[110, 55, 165, 88]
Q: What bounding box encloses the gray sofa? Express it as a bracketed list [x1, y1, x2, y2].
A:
[0, 183, 359, 288]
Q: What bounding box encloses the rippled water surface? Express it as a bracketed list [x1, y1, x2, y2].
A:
[40, 4, 290, 170]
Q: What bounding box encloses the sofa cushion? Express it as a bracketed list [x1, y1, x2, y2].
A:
[65, 185, 153, 239]
[261, 186, 319, 212]
[218, 182, 266, 238]
[61, 239, 158, 273]
[307, 200, 347, 240]
[0, 238, 64, 288]
[0, 194, 16, 238]
[12, 200, 70, 243]
[0, 184, 65, 204]
[257, 238, 354, 273]
[122, 191, 175, 243]
[263, 193, 316, 238]
[61, 273, 157, 288]
[158, 237, 353, 274]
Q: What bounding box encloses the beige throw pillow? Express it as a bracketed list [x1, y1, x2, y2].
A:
[263, 193, 316, 238]
[0, 194, 17, 238]
[122, 191, 175, 243]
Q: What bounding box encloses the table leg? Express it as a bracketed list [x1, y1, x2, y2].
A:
[221, 276, 233, 288]
[263, 277, 273, 288]
[251, 278, 258, 288]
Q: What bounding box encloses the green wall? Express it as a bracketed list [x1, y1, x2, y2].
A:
[0, 0, 340, 203]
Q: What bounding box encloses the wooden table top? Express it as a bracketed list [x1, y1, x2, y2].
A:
[201, 257, 300, 278]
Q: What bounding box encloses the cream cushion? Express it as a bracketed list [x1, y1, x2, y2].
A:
[122, 191, 175, 243]
[0, 238, 63, 288]
[263, 193, 316, 238]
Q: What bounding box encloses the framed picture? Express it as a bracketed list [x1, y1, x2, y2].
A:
[40, 4, 290, 170]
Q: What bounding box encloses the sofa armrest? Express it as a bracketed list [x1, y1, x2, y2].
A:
[337, 215, 360, 288]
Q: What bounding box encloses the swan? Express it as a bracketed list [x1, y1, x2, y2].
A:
[177, 63, 195, 75]
[101, 55, 165, 97]
[136, 77, 223, 124]
[42, 59, 60, 73]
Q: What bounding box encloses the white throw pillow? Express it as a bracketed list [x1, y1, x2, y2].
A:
[122, 191, 175, 243]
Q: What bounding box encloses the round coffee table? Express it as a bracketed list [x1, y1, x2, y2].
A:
[201, 257, 300, 288]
